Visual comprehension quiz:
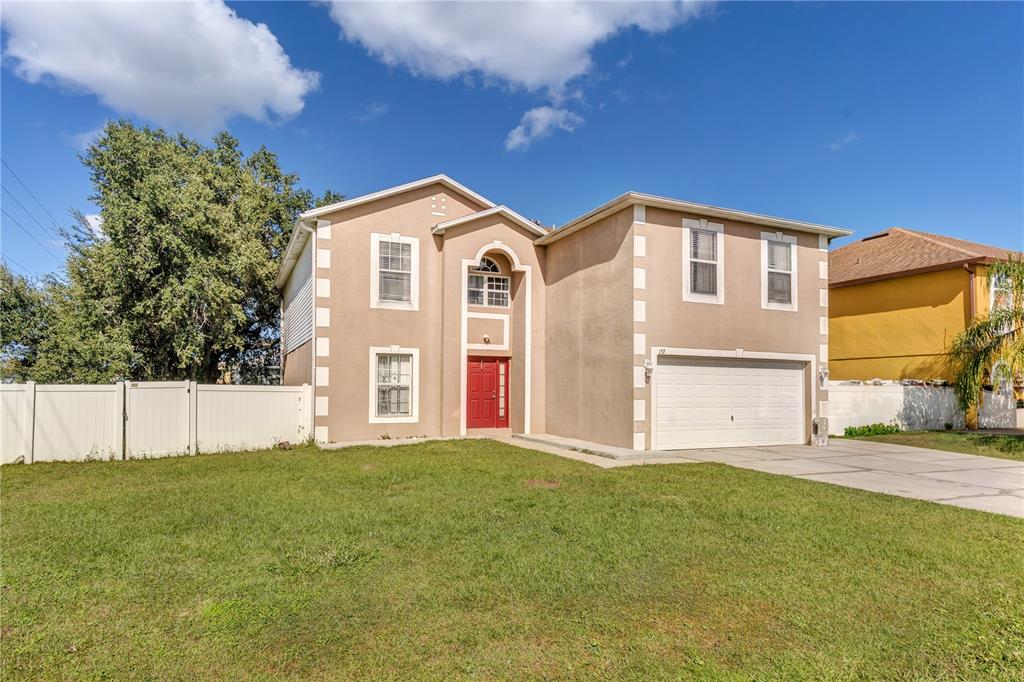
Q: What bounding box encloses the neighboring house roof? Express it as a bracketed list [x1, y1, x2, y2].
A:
[431, 205, 548, 237]
[829, 227, 1017, 287]
[535, 191, 852, 245]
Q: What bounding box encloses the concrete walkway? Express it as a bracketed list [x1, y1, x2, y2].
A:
[512, 434, 1024, 518]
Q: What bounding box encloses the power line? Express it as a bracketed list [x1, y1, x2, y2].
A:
[0, 159, 64, 233]
[1, 254, 40, 280]
[1, 186, 60, 240]
[1, 207, 63, 262]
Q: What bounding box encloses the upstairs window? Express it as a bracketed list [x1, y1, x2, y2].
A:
[766, 241, 793, 304]
[991, 272, 1012, 311]
[371, 234, 419, 310]
[682, 218, 725, 304]
[761, 232, 798, 311]
[689, 229, 718, 296]
[379, 241, 411, 302]
[468, 257, 510, 307]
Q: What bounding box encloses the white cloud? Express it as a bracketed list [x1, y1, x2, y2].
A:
[351, 102, 390, 123]
[828, 131, 860, 151]
[2, 0, 319, 132]
[325, 1, 705, 93]
[84, 214, 104, 238]
[68, 127, 104, 152]
[505, 107, 584, 151]
[324, 1, 709, 148]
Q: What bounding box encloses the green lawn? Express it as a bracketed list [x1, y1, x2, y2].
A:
[2, 440, 1023, 680]
[847, 431, 1024, 462]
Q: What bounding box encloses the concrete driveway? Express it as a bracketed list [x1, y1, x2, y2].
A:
[685, 439, 1024, 518]
[512, 433, 1024, 518]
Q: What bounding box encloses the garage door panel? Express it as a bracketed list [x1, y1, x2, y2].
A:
[655, 357, 805, 450]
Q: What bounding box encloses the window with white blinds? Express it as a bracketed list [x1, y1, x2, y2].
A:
[370, 233, 419, 310]
[766, 241, 792, 304]
[761, 232, 798, 311]
[378, 240, 411, 302]
[682, 218, 724, 304]
[689, 229, 718, 296]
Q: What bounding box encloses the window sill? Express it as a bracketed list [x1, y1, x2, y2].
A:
[682, 293, 725, 305]
[369, 415, 419, 424]
[372, 300, 418, 311]
[763, 301, 798, 312]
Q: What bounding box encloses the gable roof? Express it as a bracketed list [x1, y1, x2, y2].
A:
[536, 191, 852, 245]
[432, 205, 548, 237]
[829, 227, 1017, 287]
[299, 174, 494, 220]
[276, 174, 496, 288]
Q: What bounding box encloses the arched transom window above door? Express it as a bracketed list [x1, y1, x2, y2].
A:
[468, 257, 510, 307]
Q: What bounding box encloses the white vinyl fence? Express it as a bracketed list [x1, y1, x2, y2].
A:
[1, 381, 312, 464]
[825, 382, 1017, 435]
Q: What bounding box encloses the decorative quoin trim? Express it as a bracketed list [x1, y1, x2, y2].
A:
[315, 367, 329, 387]
[634, 234, 646, 258]
[633, 267, 646, 290]
[633, 399, 646, 422]
[316, 337, 330, 357]
[315, 307, 330, 327]
[317, 249, 331, 268]
[819, 288, 829, 307]
[315, 396, 329, 417]
[316, 278, 330, 298]
[633, 204, 646, 224]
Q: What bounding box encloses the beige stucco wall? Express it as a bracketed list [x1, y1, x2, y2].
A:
[311, 184, 546, 442]
[281, 340, 311, 386]
[635, 206, 830, 446]
[543, 208, 635, 448]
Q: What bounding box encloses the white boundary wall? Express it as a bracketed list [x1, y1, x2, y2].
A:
[1, 382, 312, 464]
[825, 383, 1016, 435]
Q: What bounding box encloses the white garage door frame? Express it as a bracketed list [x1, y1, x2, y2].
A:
[648, 346, 817, 451]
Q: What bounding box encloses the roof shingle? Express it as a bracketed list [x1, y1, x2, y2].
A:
[829, 227, 1018, 287]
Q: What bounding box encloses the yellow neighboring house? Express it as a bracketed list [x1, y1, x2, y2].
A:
[829, 228, 1016, 382]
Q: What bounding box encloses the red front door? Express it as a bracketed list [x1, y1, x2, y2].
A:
[467, 357, 509, 428]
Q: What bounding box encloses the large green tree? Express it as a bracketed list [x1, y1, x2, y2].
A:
[949, 256, 1024, 417]
[1, 121, 338, 383]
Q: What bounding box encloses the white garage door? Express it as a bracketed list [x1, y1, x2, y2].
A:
[654, 357, 805, 450]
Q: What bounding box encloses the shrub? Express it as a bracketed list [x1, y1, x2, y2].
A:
[844, 422, 901, 437]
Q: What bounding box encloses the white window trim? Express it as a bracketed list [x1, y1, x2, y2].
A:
[682, 218, 725, 305]
[990, 272, 1012, 311]
[760, 231, 798, 312]
[368, 346, 420, 424]
[467, 272, 511, 308]
[370, 232, 419, 311]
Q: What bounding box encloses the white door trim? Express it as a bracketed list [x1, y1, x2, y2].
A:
[460, 241, 531, 435]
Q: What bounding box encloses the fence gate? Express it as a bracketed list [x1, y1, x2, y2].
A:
[125, 381, 192, 458]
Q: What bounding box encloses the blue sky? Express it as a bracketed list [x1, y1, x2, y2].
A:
[2, 1, 1021, 279]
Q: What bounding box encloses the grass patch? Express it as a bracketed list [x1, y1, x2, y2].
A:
[2, 439, 1023, 679]
[847, 431, 1024, 462]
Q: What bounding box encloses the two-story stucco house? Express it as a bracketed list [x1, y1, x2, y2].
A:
[277, 175, 851, 451]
